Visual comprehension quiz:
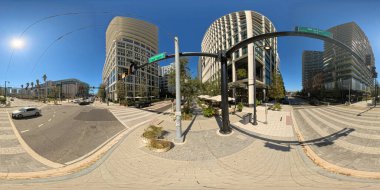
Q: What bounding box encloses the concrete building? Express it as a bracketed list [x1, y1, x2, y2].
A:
[323, 22, 375, 99]
[102, 16, 159, 101]
[302, 51, 324, 91]
[199, 10, 279, 106]
[39, 79, 89, 99]
[159, 63, 175, 97]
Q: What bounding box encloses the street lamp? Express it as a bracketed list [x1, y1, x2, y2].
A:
[252, 44, 271, 125]
[4, 81, 10, 100]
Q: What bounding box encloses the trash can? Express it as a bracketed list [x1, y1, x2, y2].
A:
[242, 113, 252, 124]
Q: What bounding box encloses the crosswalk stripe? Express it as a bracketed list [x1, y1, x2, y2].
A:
[315, 108, 380, 128]
[122, 112, 155, 122]
[298, 110, 380, 155]
[304, 109, 380, 140]
[115, 111, 145, 119]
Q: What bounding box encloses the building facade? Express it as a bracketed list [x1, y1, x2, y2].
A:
[199, 10, 279, 106]
[39, 79, 89, 99]
[302, 51, 324, 91]
[102, 16, 159, 101]
[159, 63, 175, 97]
[323, 22, 375, 98]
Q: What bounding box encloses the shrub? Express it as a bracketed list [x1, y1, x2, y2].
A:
[256, 99, 262, 106]
[146, 125, 162, 137]
[237, 102, 243, 112]
[272, 103, 282, 111]
[0, 97, 5, 104]
[183, 105, 191, 114]
[142, 130, 157, 139]
[149, 139, 172, 149]
[182, 112, 193, 120]
[202, 106, 215, 117]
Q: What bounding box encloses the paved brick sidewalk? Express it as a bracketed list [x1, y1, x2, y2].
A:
[1, 107, 380, 189]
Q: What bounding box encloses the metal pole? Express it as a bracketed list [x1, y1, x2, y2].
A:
[219, 51, 231, 134]
[4, 81, 7, 101]
[253, 45, 258, 125]
[174, 37, 183, 143]
[349, 82, 351, 105]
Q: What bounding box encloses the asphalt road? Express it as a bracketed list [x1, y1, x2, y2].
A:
[11, 105, 125, 164]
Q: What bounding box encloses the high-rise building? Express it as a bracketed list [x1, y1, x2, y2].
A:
[199, 10, 279, 106]
[323, 22, 375, 97]
[159, 63, 175, 97]
[302, 51, 324, 91]
[102, 16, 159, 101]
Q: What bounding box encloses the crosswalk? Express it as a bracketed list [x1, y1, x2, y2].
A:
[107, 101, 172, 128]
[0, 111, 26, 155]
[293, 105, 380, 172]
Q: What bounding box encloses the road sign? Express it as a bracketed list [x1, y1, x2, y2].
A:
[148, 52, 166, 63]
[295, 26, 332, 38]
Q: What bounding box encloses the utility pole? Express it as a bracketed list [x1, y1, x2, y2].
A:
[4, 81, 9, 101]
[252, 45, 258, 125]
[174, 37, 183, 143]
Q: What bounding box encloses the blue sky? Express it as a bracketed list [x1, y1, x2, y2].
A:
[1, 0, 379, 91]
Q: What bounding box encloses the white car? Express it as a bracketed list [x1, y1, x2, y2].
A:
[12, 107, 41, 119]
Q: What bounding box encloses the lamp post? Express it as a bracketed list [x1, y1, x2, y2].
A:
[252, 44, 271, 125]
[4, 81, 10, 101]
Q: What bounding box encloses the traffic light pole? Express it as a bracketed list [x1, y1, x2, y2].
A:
[219, 52, 232, 134]
[174, 37, 184, 143]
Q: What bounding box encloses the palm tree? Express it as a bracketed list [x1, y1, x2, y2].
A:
[26, 83, 30, 99]
[31, 82, 34, 99]
[36, 79, 40, 101]
[43, 74, 47, 102]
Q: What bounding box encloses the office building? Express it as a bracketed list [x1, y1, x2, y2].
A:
[102, 16, 159, 101]
[302, 51, 324, 91]
[199, 10, 279, 106]
[323, 22, 375, 98]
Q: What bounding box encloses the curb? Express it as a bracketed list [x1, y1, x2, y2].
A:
[291, 110, 380, 180]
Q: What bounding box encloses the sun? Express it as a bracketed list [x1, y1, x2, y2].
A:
[11, 38, 25, 49]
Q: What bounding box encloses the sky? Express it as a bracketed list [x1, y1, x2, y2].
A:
[0, 0, 379, 91]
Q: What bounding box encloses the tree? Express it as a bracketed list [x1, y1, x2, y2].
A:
[43, 74, 47, 102]
[116, 80, 126, 101]
[36, 79, 40, 100]
[168, 57, 191, 90]
[268, 71, 285, 102]
[98, 83, 106, 102]
[237, 68, 247, 80]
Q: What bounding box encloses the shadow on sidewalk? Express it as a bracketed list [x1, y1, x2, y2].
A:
[182, 114, 198, 141]
[357, 106, 375, 116]
[230, 124, 354, 148]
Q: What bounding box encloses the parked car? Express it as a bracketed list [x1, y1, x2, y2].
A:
[73, 99, 81, 103]
[78, 100, 90, 105]
[135, 100, 151, 108]
[310, 98, 320, 106]
[12, 107, 41, 119]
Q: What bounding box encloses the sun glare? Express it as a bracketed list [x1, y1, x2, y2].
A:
[11, 38, 24, 49]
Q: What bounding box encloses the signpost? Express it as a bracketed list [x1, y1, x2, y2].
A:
[149, 52, 166, 63]
[295, 26, 332, 38]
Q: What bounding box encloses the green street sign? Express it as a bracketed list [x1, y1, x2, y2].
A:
[149, 52, 166, 63]
[295, 26, 332, 38]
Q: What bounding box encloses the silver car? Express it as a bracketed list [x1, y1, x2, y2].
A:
[12, 107, 41, 119]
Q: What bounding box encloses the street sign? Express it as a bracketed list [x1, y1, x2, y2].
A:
[148, 52, 166, 63]
[295, 26, 332, 38]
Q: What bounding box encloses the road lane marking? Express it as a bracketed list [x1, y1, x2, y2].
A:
[48, 118, 52, 122]
[20, 129, 29, 133]
[6, 110, 64, 168]
[53, 114, 56, 118]
[38, 124, 44, 128]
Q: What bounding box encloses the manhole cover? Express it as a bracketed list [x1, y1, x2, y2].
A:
[90, 125, 96, 129]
